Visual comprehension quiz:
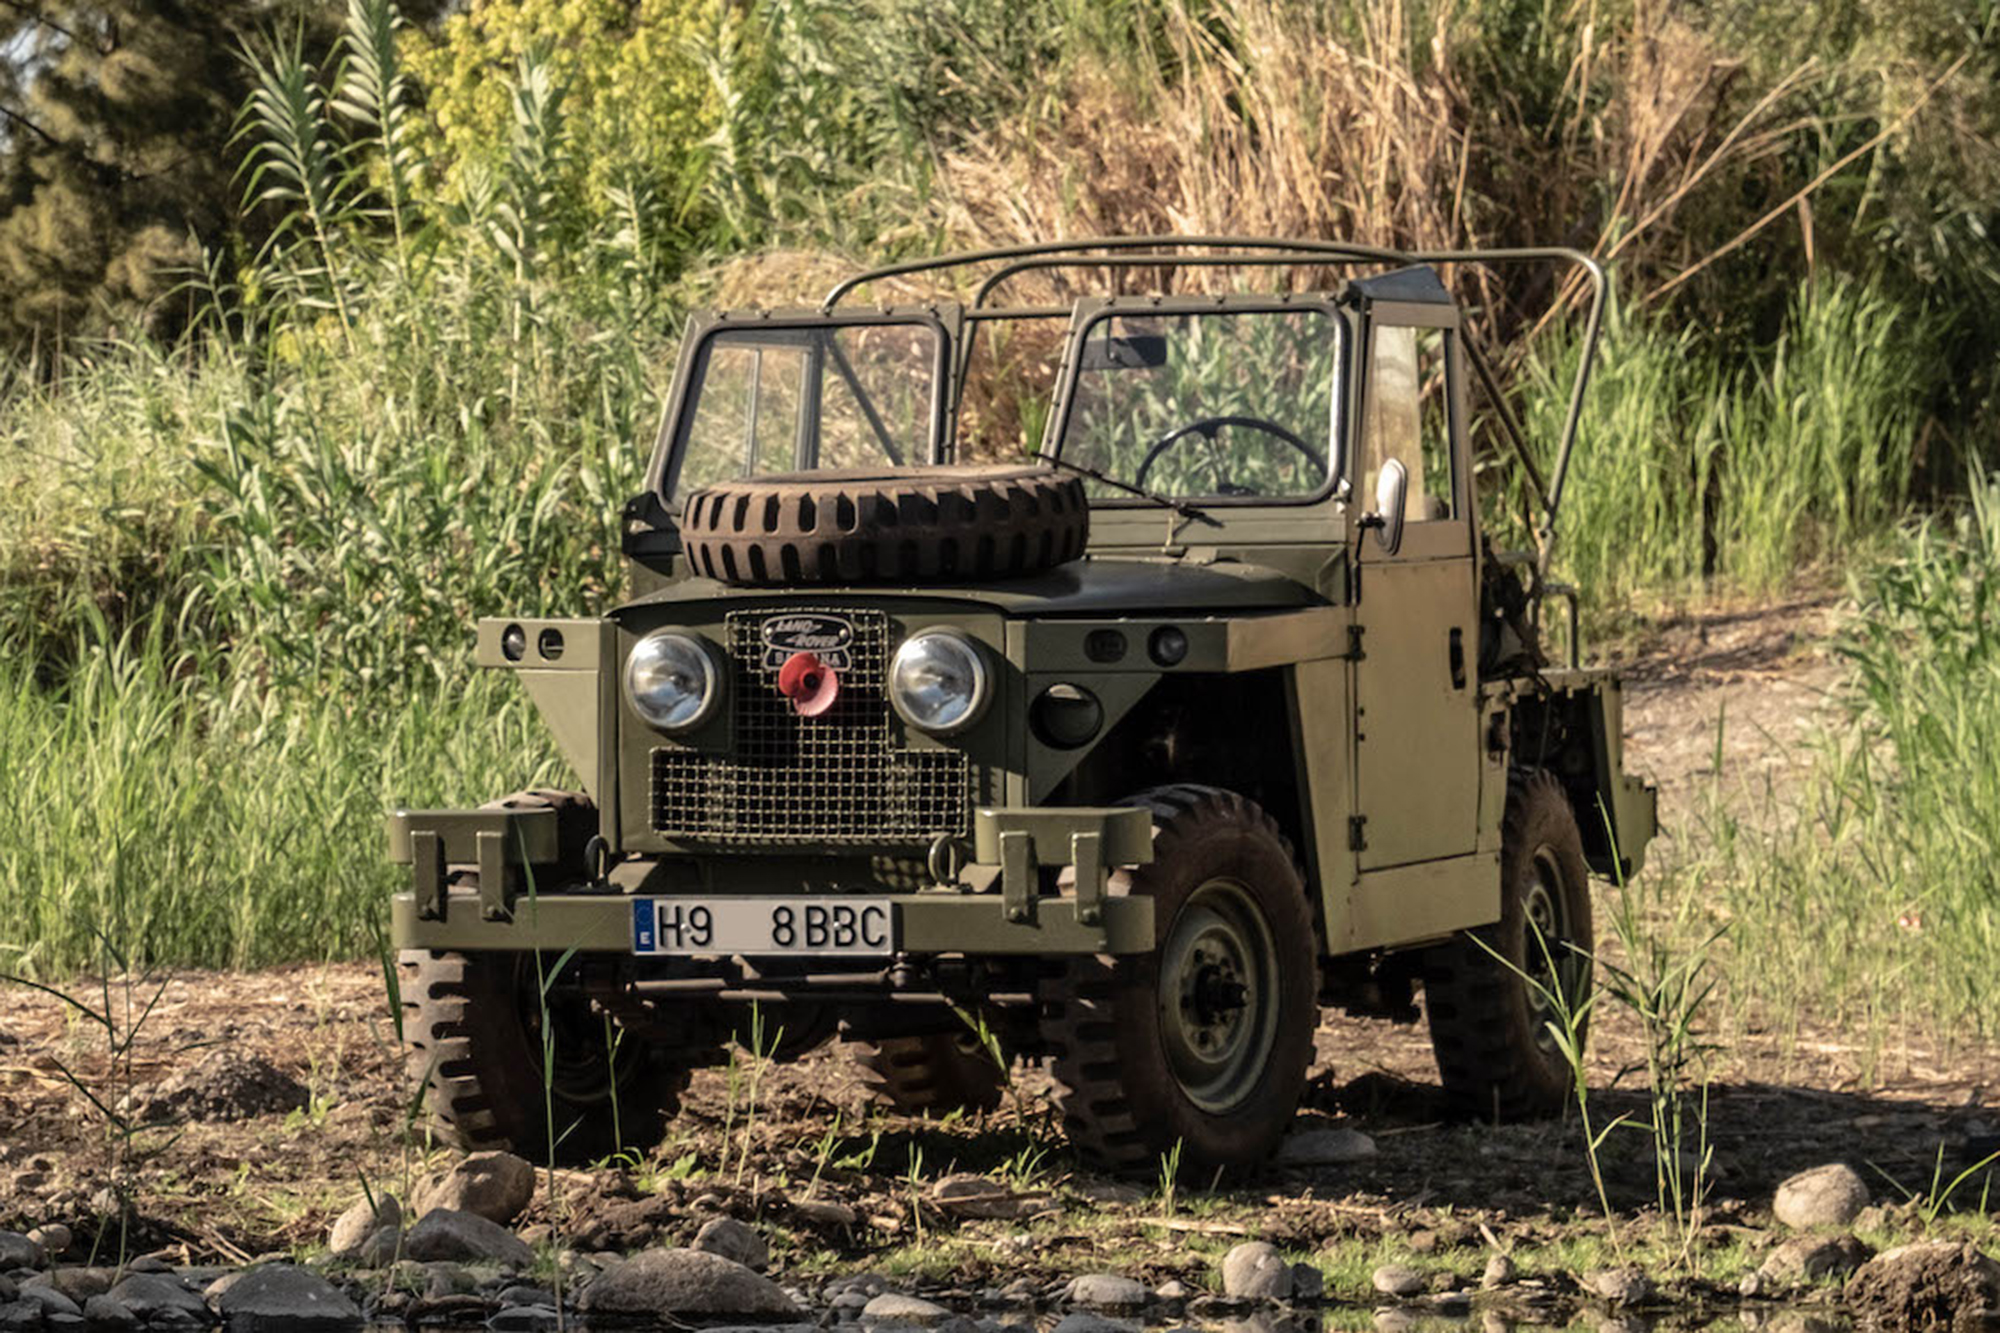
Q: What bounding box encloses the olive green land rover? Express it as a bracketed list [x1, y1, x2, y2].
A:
[390, 237, 1656, 1173]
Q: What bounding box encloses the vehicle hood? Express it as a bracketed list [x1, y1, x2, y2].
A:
[614, 554, 1321, 619]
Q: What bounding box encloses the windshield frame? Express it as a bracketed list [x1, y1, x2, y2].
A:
[1041, 294, 1351, 511]
[650, 306, 961, 511]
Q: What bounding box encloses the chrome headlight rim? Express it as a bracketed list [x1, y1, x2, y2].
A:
[624, 630, 723, 732]
[889, 628, 991, 736]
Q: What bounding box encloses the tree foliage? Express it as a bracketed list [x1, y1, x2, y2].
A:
[0, 1, 263, 347]
[406, 0, 722, 250]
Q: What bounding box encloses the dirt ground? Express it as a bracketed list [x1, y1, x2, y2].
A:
[1, 597, 1994, 1323]
[1614, 590, 1848, 841]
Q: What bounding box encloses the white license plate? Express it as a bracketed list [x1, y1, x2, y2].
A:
[632, 896, 898, 957]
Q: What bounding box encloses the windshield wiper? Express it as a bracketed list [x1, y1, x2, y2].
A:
[1034, 452, 1218, 527]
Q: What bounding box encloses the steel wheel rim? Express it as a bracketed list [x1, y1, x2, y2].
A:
[513, 956, 621, 1105]
[1157, 878, 1280, 1113]
[1523, 848, 1579, 1054]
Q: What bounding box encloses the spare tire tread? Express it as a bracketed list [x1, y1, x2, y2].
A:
[680, 465, 1088, 586]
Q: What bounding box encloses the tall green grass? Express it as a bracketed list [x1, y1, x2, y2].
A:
[1504, 275, 1944, 613]
[0, 0, 1982, 1006]
[0, 617, 565, 975]
[1666, 476, 2000, 1041]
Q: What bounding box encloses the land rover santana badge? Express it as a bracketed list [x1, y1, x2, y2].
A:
[760, 613, 854, 670]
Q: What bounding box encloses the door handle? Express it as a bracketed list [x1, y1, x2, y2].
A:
[1448, 627, 1467, 690]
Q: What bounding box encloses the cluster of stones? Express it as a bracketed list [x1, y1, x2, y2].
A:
[5, 1151, 1998, 1331]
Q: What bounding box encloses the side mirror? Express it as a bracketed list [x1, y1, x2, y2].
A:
[1370, 458, 1408, 556]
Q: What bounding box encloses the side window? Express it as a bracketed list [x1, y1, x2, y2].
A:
[1359, 325, 1455, 523]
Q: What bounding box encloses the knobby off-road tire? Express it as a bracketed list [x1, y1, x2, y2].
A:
[400, 949, 688, 1163]
[851, 1032, 1008, 1117]
[400, 789, 687, 1163]
[1039, 786, 1318, 1176]
[680, 466, 1088, 585]
[1423, 769, 1594, 1121]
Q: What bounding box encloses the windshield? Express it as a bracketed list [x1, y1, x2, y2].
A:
[1054, 307, 1342, 502]
[668, 321, 943, 503]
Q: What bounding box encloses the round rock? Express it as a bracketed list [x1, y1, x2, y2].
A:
[693, 1218, 770, 1273]
[23, 1228, 68, 1260]
[417, 1154, 535, 1227]
[791, 1200, 857, 1229]
[1773, 1163, 1869, 1230]
[105, 1273, 207, 1322]
[1221, 1243, 1293, 1300]
[42, 1272, 111, 1306]
[1758, 1234, 1870, 1284]
[401, 1210, 533, 1269]
[1582, 1267, 1652, 1308]
[1371, 1265, 1425, 1299]
[328, 1194, 400, 1259]
[861, 1293, 953, 1326]
[1480, 1254, 1516, 1289]
[1066, 1276, 1148, 1312]
[16, 1284, 79, 1317]
[213, 1264, 361, 1332]
[0, 1234, 42, 1271]
[81, 1295, 137, 1329]
[579, 1249, 805, 1321]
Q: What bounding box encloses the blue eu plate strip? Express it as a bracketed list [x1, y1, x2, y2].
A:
[633, 899, 656, 953]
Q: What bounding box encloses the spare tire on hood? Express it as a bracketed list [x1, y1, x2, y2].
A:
[679, 465, 1089, 586]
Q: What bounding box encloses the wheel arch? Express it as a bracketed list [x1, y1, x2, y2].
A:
[1039, 668, 1325, 944]
[1506, 674, 1657, 880]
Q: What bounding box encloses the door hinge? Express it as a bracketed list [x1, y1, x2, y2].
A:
[1344, 625, 1366, 661]
[1348, 815, 1368, 852]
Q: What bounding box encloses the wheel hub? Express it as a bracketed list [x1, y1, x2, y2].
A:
[1189, 960, 1249, 1025]
[513, 957, 623, 1105]
[1522, 849, 1578, 1055]
[1157, 880, 1281, 1113]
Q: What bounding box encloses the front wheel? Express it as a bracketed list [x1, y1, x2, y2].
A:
[1423, 768, 1594, 1120]
[400, 947, 688, 1163]
[1039, 786, 1318, 1176]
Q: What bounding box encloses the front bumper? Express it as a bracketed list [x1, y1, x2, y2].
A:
[386, 804, 1157, 956]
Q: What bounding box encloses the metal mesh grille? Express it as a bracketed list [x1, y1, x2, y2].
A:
[650, 609, 971, 845]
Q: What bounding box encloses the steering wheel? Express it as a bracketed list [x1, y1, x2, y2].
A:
[1132, 415, 1325, 496]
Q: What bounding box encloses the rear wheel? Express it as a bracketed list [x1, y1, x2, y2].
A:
[1423, 769, 1594, 1119]
[1038, 786, 1318, 1176]
[851, 1032, 1008, 1116]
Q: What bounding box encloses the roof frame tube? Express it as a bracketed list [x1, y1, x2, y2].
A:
[823, 235, 1606, 572]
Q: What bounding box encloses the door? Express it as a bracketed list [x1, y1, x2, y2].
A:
[1351, 319, 1481, 869]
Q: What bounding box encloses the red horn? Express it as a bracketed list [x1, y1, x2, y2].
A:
[777, 650, 840, 717]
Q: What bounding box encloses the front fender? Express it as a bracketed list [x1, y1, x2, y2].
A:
[475, 617, 613, 804]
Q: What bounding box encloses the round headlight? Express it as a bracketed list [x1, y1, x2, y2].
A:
[625, 632, 720, 731]
[890, 630, 989, 734]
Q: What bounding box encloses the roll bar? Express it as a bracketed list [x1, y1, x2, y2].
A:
[822, 235, 1606, 572]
